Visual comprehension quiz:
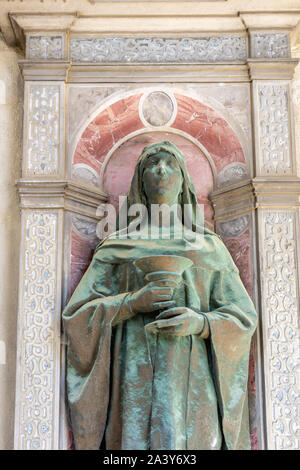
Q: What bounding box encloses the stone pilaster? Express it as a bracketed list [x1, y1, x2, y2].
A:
[240, 15, 300, 449]
[14, 35, 106, 450]
[249, 39, 300, 450]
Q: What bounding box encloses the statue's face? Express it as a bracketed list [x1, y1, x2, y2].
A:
[142, 151, 183, 205]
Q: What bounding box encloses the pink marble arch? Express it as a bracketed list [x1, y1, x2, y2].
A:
[103, 132, 215, 229]
[73, 94, 144, 173]
[72, 92, 246, 178]
[69, 92, 257, 449]
[222, 228, 258, 450]
[69, 228, 98, 298]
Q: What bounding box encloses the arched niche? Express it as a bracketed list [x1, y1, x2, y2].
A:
[67, 89, 257, 450]
[71, 90, 249, 197]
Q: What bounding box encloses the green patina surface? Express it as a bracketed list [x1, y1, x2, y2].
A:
[63, 142, 257, 450]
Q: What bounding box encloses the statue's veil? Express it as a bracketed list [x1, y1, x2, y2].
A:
[115, 140, 216, 237]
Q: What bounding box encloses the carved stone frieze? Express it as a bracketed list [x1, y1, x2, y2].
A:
[259, 210, 300, 450]
[69, 36, 248, 63]
[26, 35, 65, 60]
[25, 84, 63, 176]
[256, 83, 292, 175]
[251, 33, 290, 59]
[15, 211, 62, 449]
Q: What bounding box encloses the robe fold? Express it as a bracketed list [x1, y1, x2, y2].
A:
[63, 233, 257, 450]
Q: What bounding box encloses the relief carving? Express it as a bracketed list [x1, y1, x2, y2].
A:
[26, 85, 61, 176]
[15, 212, 60, 450]
[69, 36, 248, 63]
[26, 35, 65, 60]
[251, 33, 290, 59]
[257, 84, 291, 175]
[261, 211, 300, 449]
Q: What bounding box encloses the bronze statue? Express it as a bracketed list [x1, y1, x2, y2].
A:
[63, 141, 257, 450]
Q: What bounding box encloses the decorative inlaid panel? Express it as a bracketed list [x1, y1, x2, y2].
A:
[251, 33, 290, 59]
[69, 36, 248, 63]
[26, 35, 65, 60]
[140, 91, 175, 127]
[260, 211, 300, 450]
[257, 83, 292, 175]
[217, 162, 248, 187]
[15, 211, 61, 450]
[218, 214, 250, 239]
[71, 164, 99, 187]
[25, 84, 63, 176]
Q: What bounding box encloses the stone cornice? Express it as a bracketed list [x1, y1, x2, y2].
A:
[0, 2, 299, 44]
[18, 59, 300, 83]
[239, 10, 300, 31]
[18, 60, 251, 83]
[18, 61, 70, 81]
[2, 8, 300, 52]
[16, 179, 108, 218]
[210, 177, 300, 220]
[248, 59, 299, 80]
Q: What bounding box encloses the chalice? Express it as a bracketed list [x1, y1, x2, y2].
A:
[133, 255, 193, 332]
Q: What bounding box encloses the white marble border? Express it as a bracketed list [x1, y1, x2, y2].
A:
[98, 127, 217, 191]
[258, 209, 300, 450]
[14, 210, 63, 450]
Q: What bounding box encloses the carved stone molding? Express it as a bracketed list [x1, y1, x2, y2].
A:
[210, 179, 255, 221]
[248, 60, 298, 81]
[69, 36, 248, 63]
[16, 179, 107, 219]
[210, 177, 300, 222]
[19, 61, 250, 84]
[258, 210, 300, 450]
[14, 210, 63, 450]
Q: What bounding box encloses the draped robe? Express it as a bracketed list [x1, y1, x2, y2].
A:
[63, 233, 257, 450]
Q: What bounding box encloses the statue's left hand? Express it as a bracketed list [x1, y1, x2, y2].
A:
[145, 307, 206, 336]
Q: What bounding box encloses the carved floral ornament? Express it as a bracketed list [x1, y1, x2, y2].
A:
[24, 33, 292, 62]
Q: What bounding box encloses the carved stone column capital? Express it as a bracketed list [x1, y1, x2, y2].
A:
[16, 178, 107, 218]
[248, 59, 299, 80]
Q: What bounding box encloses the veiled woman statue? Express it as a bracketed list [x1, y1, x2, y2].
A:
[63, 141, 257, 450]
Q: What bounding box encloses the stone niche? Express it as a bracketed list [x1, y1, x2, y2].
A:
[67, 84, 257, 451]
[10, 7, 300, 451]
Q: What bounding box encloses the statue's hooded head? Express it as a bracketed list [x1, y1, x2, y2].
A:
[116, 141, 214, 236]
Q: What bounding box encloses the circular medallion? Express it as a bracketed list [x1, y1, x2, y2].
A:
[141, 91, 175, 127]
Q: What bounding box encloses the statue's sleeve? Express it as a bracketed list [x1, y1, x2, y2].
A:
[205, 268, 257, 450]
[62, 255, 133, 450]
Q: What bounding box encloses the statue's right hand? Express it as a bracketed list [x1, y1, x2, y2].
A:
[129, 281, 176, 313]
